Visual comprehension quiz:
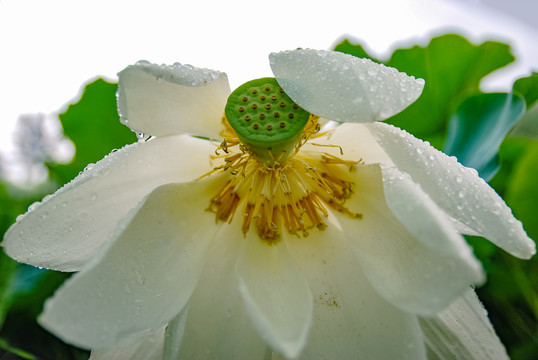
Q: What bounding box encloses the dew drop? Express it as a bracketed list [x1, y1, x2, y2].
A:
[135, 270, 145, 285]
[367, 68, 378, 76]
[28, 202, 40, 212]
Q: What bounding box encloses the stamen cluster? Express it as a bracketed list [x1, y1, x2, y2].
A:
[207, 118, 363, 243]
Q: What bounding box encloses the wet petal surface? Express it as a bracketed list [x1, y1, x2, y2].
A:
[237, 233, 313, 359]
[39, 176, 224, 349]
[118, 61, 230, 139]
[367, 122, 536, 259]
[419, 288, 508, 360]
[4, 135, 216, 271]
[286, 220, 427, 360]
[299, 122, 393, 166]
[89, 326, 165, 360]
[338, 164, 483, 315]
[169, 221, 267, 359]
[270, 49, 424, 122]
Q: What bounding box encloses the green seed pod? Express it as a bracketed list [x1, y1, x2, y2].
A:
[225, 77, 311, 164]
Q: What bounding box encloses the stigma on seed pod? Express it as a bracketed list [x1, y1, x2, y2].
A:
[224, 78, 311, 164]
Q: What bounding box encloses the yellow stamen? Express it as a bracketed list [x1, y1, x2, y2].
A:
[204, 116, 362, 243]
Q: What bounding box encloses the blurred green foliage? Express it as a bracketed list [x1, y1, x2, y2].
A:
[0, 34, 536, 358]
[442, 92, 526, 180]
[513, 72, 538, 107]
[336, 34, 538, 359]
[47, 79, 136, 185]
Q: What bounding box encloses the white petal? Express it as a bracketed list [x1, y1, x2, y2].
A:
[338, 164, 483, 315]
[38, 176, 225, 349]
[89, 326, 165, 360]
[169, 222, 268, 359]
[285, 221, 427, 360]
[367, 122, 536, 259]
[269, 49, 424, 122]
[298, 122, 394, 166]
[3, 135, 216, 271]
[419, 288, 508, 360]
[237, 233, 313, 359]
[118, 61, 231, 139]
[163, 307, 188, 360]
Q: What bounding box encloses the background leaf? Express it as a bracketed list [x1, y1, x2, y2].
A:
[513, 72, 538, 108]
[442, 92, 526, 180]
[505, 142, 538, 243]
[47, 78, 136, 184]
[0, 251, 18, 328]
[509, 74, 538, 140]
[334, 39, 380, 63]
[386, 35, 514, 147]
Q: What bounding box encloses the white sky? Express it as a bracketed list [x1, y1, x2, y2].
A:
[0, 0, 537, 154]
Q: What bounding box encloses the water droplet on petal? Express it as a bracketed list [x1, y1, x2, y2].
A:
[28, 201, 40, 212]
[367, 68, 378, 76]
[135, 270, 145, 285]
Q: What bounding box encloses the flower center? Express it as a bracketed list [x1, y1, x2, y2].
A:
[224, 77, 311, 165]
[204, 115, 362, 243]
[204, 78, 363, 243]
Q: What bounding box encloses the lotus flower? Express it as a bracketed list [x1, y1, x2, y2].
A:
[3, 49, 535, 359]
